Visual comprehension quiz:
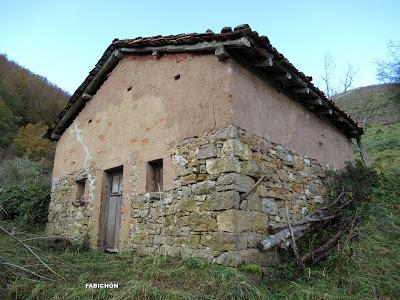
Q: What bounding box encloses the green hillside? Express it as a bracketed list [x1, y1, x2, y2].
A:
[0, 54, 69, 156]
[334, 83, 400, 125]
[334, 83, 400, 171]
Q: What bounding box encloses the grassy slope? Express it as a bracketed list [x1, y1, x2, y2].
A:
[334, 83, 400, 125]
[361, 123, 400, 172]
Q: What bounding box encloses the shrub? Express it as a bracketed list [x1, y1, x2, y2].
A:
[325, 160, 379, 203]
[0, 157, 50, 187]
[0, 181, 50, 224]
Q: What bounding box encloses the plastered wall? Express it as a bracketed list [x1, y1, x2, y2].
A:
[229, 60, 353, 169]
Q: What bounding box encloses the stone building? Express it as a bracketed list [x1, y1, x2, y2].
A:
[45, 25, 362, 266]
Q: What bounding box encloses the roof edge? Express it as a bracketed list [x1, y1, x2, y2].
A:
[45, 25, 363, 141]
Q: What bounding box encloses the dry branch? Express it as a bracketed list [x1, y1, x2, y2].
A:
[0, 225, 64, 281]
[258, 192, 354, 266]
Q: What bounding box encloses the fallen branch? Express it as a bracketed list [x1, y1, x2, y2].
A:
[258, 192, 356, 266]
[301, 222, 349, 264]
[0, 225, 64, 281]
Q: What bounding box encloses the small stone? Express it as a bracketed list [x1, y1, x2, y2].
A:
[180, 247, 193, 257]
[199, 191, 240, 211]
[191, 180, 216, 194]
[197, 145, 217, 159]
[247, 232, 262, 248]
[206, 157, 241, 175]
[194, 195, 207, 202]
[261, 198, 278, 215]
[210, 125, 239, 141]
[201, 232, 247, 251]
[181, 186, 192, 197]
[246, 193, 262, 211]
[176, 197, 198, 212]
[181, 174, 197, 185]
[214, 249, 263, 267]
[188, 212, 217, 232]
[216, 173, 255, 193]
[178, 166, 192, 176]
[240, 160, 260, 178]
[221, 139, 252, 160]
[216, 209, 268, 233]
[308, 183, 319, 194]
[192, 249, 217, 262]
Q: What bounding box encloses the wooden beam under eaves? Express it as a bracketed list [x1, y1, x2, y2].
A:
[215, 46, 230, 61]
[272, 72, 292, 81]
[254, 57, 273, 67]
[305, 98, 323, 106]
[321, 108, 333, 115]
[292, 87, 310, 94]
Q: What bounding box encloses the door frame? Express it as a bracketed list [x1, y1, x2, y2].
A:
[102, 166, 123, 252]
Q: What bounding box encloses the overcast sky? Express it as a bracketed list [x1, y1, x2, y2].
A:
[1, 0, 399, 94]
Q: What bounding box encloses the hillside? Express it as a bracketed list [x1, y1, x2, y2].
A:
[334, 83, 400, 126]
[334, 83, 400, 171]
[0, 54, 69, 155]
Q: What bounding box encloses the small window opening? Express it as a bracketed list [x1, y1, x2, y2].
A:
[174, 74, 180, 80]
[76, 179, 87, 202]
[147, 159, 163, 192]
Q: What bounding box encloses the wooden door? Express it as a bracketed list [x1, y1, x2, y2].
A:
[105, 172, 123, 251]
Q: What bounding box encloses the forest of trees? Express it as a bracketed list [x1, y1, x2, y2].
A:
[0, 54, 69, 159]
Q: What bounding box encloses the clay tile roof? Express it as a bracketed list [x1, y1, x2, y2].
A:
[46, 24, 363, 140]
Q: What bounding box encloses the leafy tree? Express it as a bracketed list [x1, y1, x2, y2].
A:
[0, 97, 20, 152]
[13, 122, 55, 164]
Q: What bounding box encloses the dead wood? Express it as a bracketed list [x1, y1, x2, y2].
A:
[300, 222, 349, 264]
[258, 192, 356, 267]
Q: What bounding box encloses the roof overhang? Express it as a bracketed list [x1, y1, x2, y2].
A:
[45, 25, 363, 141]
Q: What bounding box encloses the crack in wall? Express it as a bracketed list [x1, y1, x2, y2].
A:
[69, 121, 96, 207]
[69, 122, 93, 170]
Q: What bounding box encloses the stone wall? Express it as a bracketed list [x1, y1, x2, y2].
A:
[127, 126, 328, 266]
[47, 172, 95, 242]
[47, 125, 330, 267]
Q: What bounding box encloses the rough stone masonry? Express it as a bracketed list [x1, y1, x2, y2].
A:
[47, 125, 328, 267]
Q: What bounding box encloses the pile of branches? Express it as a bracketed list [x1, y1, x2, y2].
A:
[258, 192, 358, 268]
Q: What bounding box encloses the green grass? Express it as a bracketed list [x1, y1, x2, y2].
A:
[1, 167, 399, 299]
[359, 123, 400, 172]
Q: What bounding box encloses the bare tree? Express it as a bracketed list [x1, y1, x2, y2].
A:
[321, 55, 358, 97]
[341, 63, 357, 93]
[376, 40, 400, 83]
[321, 53, 336, 97]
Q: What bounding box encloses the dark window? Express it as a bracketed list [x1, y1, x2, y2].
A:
[147, 159, 163, 192]
[76, 179, 87, 201]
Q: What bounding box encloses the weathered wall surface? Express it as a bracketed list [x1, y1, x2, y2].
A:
[48, 53, 233, 246]
[229, 60, 353, 169]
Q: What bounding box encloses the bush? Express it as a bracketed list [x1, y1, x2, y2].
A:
[0, 181, 50, 224]
[325, 160, 379, 203]
[0, 157, 50, 187]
